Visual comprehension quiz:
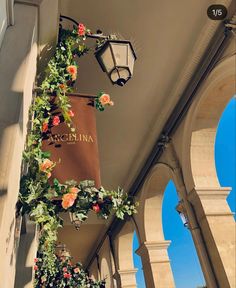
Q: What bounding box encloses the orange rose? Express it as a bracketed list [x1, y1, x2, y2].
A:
[74, 267, 80, 273]
[62, 193, 76, 209]
[59, 83, 67, 91]
[99, 94, 111, 106]
[68, 187, 79, 194]
[39, 159, 53, 172]
[66, 65, 77, 81]
[42, 122, 48, 133]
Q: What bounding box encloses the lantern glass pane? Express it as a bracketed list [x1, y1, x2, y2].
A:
[110, 69, 120, 83]
[110, 67, 130, 83]
[128, 45, 135, 75]
[110, 43, 129, 66]
[100, 45, 114, 73]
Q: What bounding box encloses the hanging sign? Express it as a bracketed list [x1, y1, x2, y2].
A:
[42, 96, 101, 187]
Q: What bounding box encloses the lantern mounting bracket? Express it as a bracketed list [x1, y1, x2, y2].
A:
[60, 14, 110, 40]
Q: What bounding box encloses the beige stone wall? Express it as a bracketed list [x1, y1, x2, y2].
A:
[0, 0, 8, 47]
[0, 1, 59, 287]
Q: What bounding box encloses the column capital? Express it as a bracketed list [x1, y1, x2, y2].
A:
[188, 187, 234, 218]
[115, 269, 137, 288]
[136, 241, 171, 264]
[189, 187, 231, 201]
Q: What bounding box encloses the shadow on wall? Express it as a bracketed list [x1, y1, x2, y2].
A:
[14, 218, 36, 288]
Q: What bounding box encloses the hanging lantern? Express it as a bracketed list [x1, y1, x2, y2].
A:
[56, 243, 71, 259]
[95, 40, 137, 86]
[176, 201, 189, 227]
[69, 212, 82, 231]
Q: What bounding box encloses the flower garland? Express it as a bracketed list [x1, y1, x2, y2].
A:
[18, 23, 137, 287]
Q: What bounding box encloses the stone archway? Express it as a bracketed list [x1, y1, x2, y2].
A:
[134, 163, 176, 288]
[180, 54, 236, 288]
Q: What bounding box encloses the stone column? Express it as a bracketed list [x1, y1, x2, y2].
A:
[99, 237, 115, 288]
[189, 187, 235, 288]
[136, 241, 175, 288]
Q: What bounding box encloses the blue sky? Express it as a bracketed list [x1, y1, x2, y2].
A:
[133, 97, 236, 287]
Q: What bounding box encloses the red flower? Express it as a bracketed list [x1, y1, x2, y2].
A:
[92, 204, 101, 213]
[68, 110, 75, 117]
[42, 122, 48, 133]
[34, 258, 38, 263]
[78, 23, 86, 36]
[63, 272, 72, 279]
[63, 267, 67, 272]
[52, 116, 60, 126]
[33, 265, 38, 271]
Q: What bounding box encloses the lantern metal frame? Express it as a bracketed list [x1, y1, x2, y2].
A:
[94, 39, 137, 86]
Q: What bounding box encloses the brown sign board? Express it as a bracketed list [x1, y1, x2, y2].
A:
[42, 96, 101, 187]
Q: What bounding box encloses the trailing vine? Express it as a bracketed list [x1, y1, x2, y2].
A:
[18, 23, 137, 287]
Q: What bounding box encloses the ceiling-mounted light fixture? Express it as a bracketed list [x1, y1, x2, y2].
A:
[69, 212, 81, 231]
[60, 15, 137, 86]
[95, 39, 136, 86]
[175, 201, 189, 227]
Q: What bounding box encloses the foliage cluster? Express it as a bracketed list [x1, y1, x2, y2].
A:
[18, 24, 137, 287]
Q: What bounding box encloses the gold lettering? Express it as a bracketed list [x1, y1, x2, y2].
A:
[88, 135, 94, 143]
[61, 134, 68, 141]
[54, 134, 60, 142]
[82, 134, 88, 142]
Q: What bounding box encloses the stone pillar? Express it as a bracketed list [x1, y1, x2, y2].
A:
[99, 237, 115, 288]
[189, 187, 235, 288]
[89, 257, 100, 282]
[112, 220, 137, 288]
[136, 241, 175, 288]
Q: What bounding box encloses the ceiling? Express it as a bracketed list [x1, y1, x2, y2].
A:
[58, 0, 232, 265]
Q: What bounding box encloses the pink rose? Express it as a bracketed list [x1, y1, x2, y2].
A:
[52, 116, 60, 126]
[74, 267, 80, 273]
[68, 110, 75, 117]
[33, 265, 38, 271]
[63, 267, 67, 272]
[99, 94, 111, 106]
[92, 204, 101, 213]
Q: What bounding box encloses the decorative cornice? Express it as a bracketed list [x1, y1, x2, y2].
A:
[118, 269, 138, 275]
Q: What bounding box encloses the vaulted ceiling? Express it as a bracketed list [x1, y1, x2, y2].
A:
[58, 0, 233, 265]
